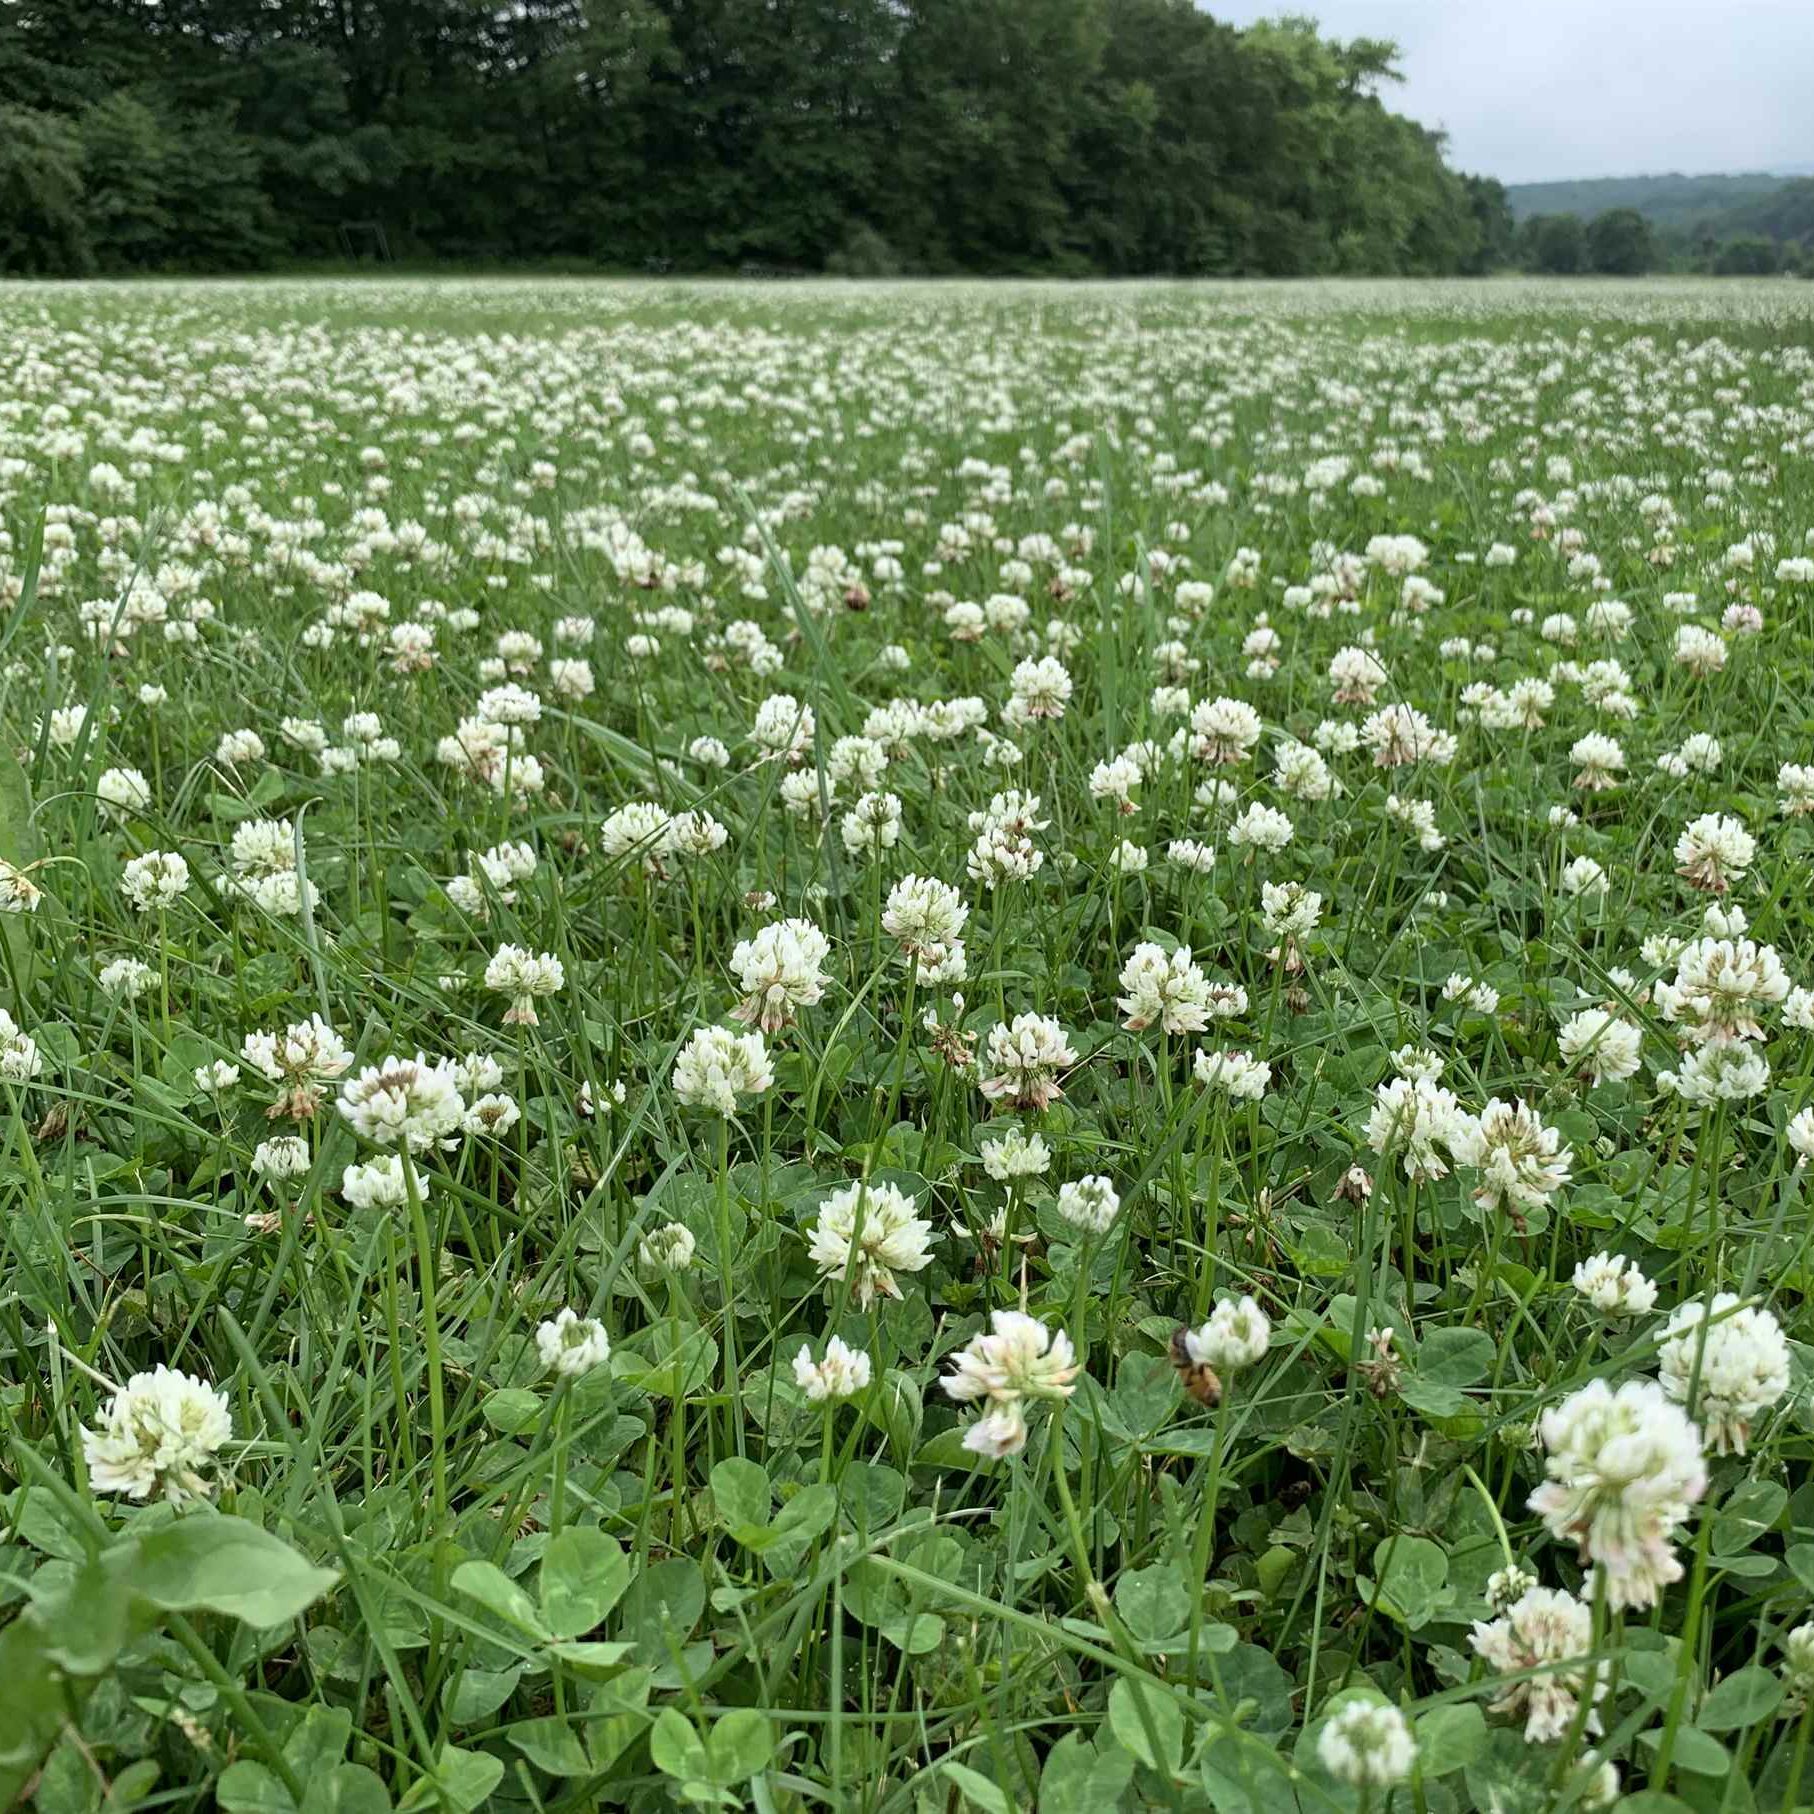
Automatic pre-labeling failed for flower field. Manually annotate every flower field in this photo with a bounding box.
[6,275,1814,1811]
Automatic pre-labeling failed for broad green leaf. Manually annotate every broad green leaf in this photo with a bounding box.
[706,1708,773,1783]
[127,1517,338,1628]
[943,1760,1012,1813]
[1108,1676,1185,1775]
[710,1457,772,1532]
[540,1526,630,1638]
[1040,1733,1135,1814]
[1416,1702,1487,1776]
[1698,1665,1783,1731]
[450,1560,546,1638]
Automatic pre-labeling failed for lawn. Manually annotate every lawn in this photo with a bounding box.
[5,275,1814,1813]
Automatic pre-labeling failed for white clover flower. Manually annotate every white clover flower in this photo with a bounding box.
[1365,1076,1473,1182]
[1470,1586,1607,1743]
[1117,942,1213,1036]
[1777,763,1814,817]
[1784,1622,1814,1695]
[980,1014,1077,1112]
[1485,1564,1537,1610]
[1451,1098,1572,1218]
[751,692,815,759]
[883,874,969,960]
[1674,624,1727,676]
[1788,1106,1814,1166]
[807,1180,936,1308]
[337,1054,465,1151]
[1572,1252,1657,1319]
[669,810,728,857]
[943,1310,1080,1457]
[120,850,190,912]
[1657,1294,1789,1456]
[1193,1048,1270,1100]
[193,1058,239,1094]
[96,766,152,817]
[242,1015,352,1117]
[731,919,830,1032]
[841,790,903,855]
[1654,937,1790,1046]
[1052,1177,1118,1236]
[1660,1044,1770,1103]
[1530,1378,1706,1611]
[1561,856,1608,897]
[536,1308,611,1378]
[1570,732,1626,790]
[0,857,41,914]
[0,1009,43,1083]
[216,728,266,766]
[99,958,154,999]
[341,1153,412,1210]
[980,1124,1051,1181]
[1260,880,1322,940]
[252,1135,310,1180]
[671,1025,774,1115]
[1317,1700,1415,1789]
[483,945,564,1025]
[600,801,675,870]
[83,1365,233,1505]
[1181,1296,1271,1374]
[462,1092,521,1138]
[1189,696,1263,764]
[793,1336,872,1403]
[1557,1009,1643,1085]
[1329,645,1389,704]
[1006,655,1073,721]
[1674,812,1755,894]
[638,1222,697,1274]
[1227,802,1294,853]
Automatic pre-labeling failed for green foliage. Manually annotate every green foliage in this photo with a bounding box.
[1519,211,1588,274]
[0,0,1501,275]
[1586,207,1658,276]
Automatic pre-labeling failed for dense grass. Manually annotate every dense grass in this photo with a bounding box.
[4,276,1814,1813]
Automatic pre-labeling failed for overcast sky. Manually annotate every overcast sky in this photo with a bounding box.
[1207,1,1814,185]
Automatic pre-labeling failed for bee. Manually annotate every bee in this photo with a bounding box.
[1168,1326,1222,1408]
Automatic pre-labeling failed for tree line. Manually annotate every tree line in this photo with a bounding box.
[0,0,1522,278]
[1514,202,1813,278]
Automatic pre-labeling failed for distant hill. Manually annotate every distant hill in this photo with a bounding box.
[1708,178,1814,247]
[1505,172,1793,230]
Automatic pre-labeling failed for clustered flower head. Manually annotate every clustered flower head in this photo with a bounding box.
[671,1024,774,1115]
[1571,1252,1657,1319]
[730,919,830,1031]
[1450,1097,1572,1219]
[83,1364,233,1505]
[1529,1378,1707,1611]
[942,1309,1081,1457]
[243,1014,352,1119]
[1055,1174,1120,1234]
[1365,1075,1473,1181]
[1179,1295,1272,1375]
[807,1180,936,1308]
[1470,1584,1607,1743]
[979,1013,1077,1111]
[1657,1293,1789,1456]
[1317,1699,1416,1789]
[536,1308,611,1378]
[337,1053,465,1151]
[483,943,564,1025]
[1116,940,1214,1035]
[794,1335,872,1402]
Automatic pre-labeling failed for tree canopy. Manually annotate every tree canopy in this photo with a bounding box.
[0,0,1510,276]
